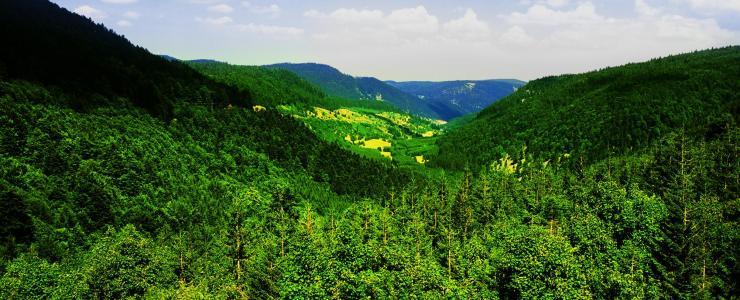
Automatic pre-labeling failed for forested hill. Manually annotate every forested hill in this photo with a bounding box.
[267,63,440,118]
[187,61,443,166]
[386,79,526,119]
[0,0,249,120]
[435,47,740,169]
[187,61,327,107]
[1,3,424,296]
[266,63,360,99]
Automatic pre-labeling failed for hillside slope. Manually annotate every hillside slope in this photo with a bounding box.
[187,61,327,106]
[266,63,439,118]
[266,63,359,99]
[435,47,740,169]
[0,0,248,119]
[188,61,442,166]
[386,79,526,119]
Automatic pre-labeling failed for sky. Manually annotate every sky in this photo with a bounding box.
[52,0,740,81]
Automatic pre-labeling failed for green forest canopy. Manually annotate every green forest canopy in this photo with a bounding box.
[435,46,740,170]
[0,0,738,298]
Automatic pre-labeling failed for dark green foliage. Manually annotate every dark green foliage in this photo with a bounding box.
[84,225,178,298]
[643,130,739,298]
[188,61,326,106]
[267,63,362,100]
[0,80,737,298]
[435,47,740,169]
[0,0,250,119]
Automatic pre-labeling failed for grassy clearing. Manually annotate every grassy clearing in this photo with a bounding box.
[276,104,443,165]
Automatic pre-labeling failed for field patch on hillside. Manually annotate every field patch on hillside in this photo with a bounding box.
[278,104,442,164]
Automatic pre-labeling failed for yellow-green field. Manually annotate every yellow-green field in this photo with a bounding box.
[277,104,442,165]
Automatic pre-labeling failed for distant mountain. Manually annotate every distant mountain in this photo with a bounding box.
[159,54,179,62]
[266,63,359,98]
[386,79,526,119]
[354,77,438,117]
[266,63,439,118]
[188,59,221,64]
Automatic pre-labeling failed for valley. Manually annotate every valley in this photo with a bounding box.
[0,0,738,299]
[188,60,448,168]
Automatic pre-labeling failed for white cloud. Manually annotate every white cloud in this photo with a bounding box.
[303,10,322,18]
[635,0,660,16]
[194,12,301,38]
[305,8,384,24]
[504,1,734,45]
[545,0,569,7]
[500,26,534,45]
[73,5,107,21]
[102,0,138,4]
[242,2,281,17]
[238,23,303,36]
[123,11,140,19]
[386,6,439,35]
[297,3,737,80]
[208,4,234,14]
[195,16,233,25]
[442,9,490,40]
[305,6,441,36]
[506,2,606,25]
[678,0,740,12]
[496,1,737,77]
[116,20,133,27]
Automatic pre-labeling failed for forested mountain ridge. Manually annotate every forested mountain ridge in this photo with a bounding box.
[187,61,327,107]
[267,63,441,118]
[0,0,249,120]
[435,46,740,169]
[386,79,526,119]
[1,3,418,295]
[266,63,360,100]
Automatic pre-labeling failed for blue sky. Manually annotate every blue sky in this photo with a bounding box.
[53,0,740,80]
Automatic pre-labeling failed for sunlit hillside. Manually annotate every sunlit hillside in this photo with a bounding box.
[278,104,442,166]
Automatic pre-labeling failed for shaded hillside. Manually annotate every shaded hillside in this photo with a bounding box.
[188,61,326,106]
[266,63,359,99]
[435,47,740,169]
[267,63,439,118]
[354,77,440,117]
[0,0,414,197]
[0,0,248,119]
[387,79,526,119]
